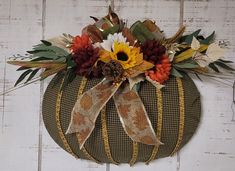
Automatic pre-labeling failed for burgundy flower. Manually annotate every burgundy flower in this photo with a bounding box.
[141,40,166,64]
[72,44,102,78]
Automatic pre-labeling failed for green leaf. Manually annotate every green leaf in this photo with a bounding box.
[30,57,52,61]
[54,56,66,62]
[200,31,215,45]
[209,63,220,73]
[67,70,76,83]
[66,54,76,68]
[14,69,33,87]
[52,72,65,88]
[33,45,69,56]
[32,51,58,59]
[41,40,52,46]
[61,69,76,90]
[214,61,235,71]
[196,35,205,41]
[27,50,44,54]
[130,21,155,43]
[180,29,201,44]
[16,66,31,71]
[102,25,120,39]
[219,59,234,63]
[26,68,40,83]
[174,63,199,69]
[170,67,183,78]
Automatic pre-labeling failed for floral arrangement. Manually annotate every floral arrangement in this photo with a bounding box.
[6,7,235,150]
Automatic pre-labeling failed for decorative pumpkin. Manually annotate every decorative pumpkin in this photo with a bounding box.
[42,73,200,165]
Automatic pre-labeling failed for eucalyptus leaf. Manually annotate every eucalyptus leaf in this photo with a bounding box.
[174,63,199,69]
[170,67,183,78]
[33,46,69,56]
[32,51,58,59]
[14,69,33,87]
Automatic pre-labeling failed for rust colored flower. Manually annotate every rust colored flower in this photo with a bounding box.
[70,34,103,77]
[145,55,171,84]
[71,34,90,53]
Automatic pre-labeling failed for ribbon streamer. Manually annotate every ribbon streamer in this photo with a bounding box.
[66,79,162,149]
[113,83,162,146]
[66,79,122,148]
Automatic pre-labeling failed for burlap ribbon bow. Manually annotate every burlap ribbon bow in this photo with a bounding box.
[66,79,162,149]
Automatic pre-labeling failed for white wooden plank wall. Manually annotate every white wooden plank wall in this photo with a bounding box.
[0,0,234,170]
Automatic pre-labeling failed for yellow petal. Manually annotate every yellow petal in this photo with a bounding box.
[99,49,112,63]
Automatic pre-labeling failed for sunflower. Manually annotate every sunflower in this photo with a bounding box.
[100,41,143,69]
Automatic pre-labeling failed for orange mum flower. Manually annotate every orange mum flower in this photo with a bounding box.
[71,34,90,53]
[145,55,171,84]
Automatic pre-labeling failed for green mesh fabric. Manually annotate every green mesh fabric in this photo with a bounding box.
[42,74,201,164]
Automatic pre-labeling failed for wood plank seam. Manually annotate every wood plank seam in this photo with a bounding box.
[38,0,47,171]
[1,0,11,135]
[1,57,6,134]
[180,0,184,27]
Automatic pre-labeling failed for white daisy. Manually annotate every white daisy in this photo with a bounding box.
[100,33,129,51]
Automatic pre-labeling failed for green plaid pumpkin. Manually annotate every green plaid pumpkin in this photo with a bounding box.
[42,73,200,165]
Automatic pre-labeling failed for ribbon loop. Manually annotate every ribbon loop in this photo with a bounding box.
[66,79,162,149]
[66,79,121,149]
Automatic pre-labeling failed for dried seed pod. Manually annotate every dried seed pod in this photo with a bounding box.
[102,60,124,83]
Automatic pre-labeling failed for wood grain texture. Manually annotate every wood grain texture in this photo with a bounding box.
[0,0,235,170]
[179,0,235,171]
[0,0,42,171]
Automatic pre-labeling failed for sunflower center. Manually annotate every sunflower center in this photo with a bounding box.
[117,52,128,61]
